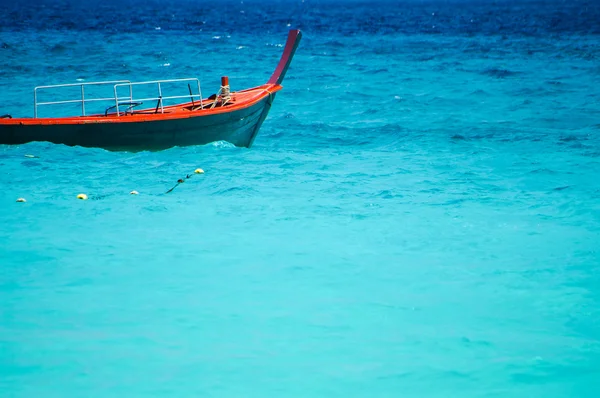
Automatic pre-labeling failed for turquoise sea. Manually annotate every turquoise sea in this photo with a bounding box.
[1,0,600,396]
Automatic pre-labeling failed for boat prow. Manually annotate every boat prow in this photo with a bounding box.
[0,29,302,151]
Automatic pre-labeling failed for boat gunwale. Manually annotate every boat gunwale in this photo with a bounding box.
[0,84,283,126]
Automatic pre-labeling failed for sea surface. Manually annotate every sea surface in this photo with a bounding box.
[1,0,600,396]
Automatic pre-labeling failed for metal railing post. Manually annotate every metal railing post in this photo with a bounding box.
[114,85,120,116]
[34,88,38,118]
[157,82,164,113]
[81,85,86,116]
[196,80,203,108]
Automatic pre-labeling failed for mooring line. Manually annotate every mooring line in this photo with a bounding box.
[165,174,192,194]
[15,162,205,203]
[165,168,205,194]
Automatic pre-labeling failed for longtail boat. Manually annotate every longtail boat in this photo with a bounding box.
[0,29,302,151]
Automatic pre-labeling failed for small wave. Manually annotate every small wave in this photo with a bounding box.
[529,168,557,175]
[49,43,69,54]
[213,186,259,196]
[323,39,346,48]
[451,134,467,140]
[370,68,389,74]
[470,89,489,96]
[559,135,580,142]
[481,67,521,78]
[208,140,236,149]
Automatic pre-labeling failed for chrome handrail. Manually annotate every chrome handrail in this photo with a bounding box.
[34,80,131,118]
[33,78,204,118]
[113,78,203,116]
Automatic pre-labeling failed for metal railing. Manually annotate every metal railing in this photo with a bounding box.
[113,78,203,116]
[33,78,204,118]
[34,80,131,118]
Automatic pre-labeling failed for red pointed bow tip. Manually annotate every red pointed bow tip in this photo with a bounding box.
[267,29,303,86]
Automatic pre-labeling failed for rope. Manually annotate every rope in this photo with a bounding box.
[165,168,205,194]
[209,84,232,109]
[221,84,231,104]
[165,173,193,194]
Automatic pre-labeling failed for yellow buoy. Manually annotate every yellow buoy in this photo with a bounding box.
[130,190,139,195]
[77,193,88,200]
[195,168,204,174]
[16,198,26,203]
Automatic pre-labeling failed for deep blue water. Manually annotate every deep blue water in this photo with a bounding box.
[1,0,600,396]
